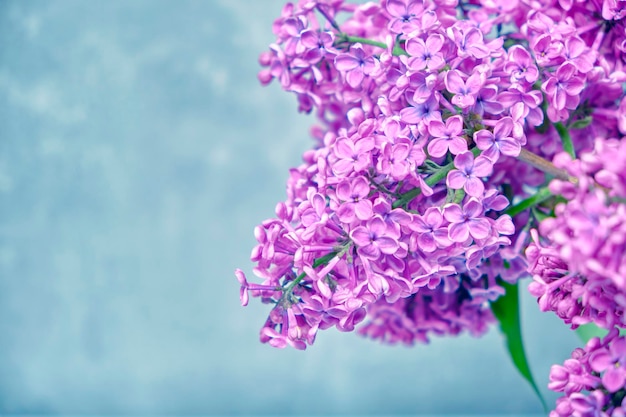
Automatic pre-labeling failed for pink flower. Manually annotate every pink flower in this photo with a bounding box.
[377,138,423,181]
[563,36,595,74]
[408,207,451,252]
[405,34,446,72]
[446,151,493,197]
[335,176,374,224]
[334,43,381,88]
[331,134,375,176]
[235,269,249,306]
[386,0,425,34]
[589,337,626,392]
[445,70,484,109]
[350,216,400,260]
[473,85,504,116]
[399,94,442,126]
[298,29,335,64]
[474,117,521,162]
[530,34,562,67]
[504,45,539,84]
[426,115,468,158]
[542,63,585,120]
[443,200,491,242]
[447,26,491,59]
[498,86,543,126]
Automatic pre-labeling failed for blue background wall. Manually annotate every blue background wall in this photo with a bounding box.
[0,1,580,415]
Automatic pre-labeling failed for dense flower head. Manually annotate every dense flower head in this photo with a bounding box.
[549,329,626,417]
[241,0,626,359]
[358,271,502,345]
[240,109,517,348]
[238,2,626,417]
[527,137,626,330]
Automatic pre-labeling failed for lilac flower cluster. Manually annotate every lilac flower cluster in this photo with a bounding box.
[241,0,551,349]
[239,0,626,413]
[240,4,626,413]
[241,0,626,351]
[528,137,626,330]
[549,329,626,417]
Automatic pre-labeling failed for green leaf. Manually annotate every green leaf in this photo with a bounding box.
[570,116,592,130]
[531,207,552,222]
[576,323,609,343]
[491,281,547,412]
[554,122,576,159]
[576,323,626,343]
[504,186,553,217]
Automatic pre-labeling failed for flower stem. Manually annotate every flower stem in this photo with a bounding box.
[316,5,409,56]
[554,122,576,159]
[393,148,481,209]
[284,251,338,295]
[517,148,576,182]
[392,146,575,212]
[315,4,341,32]
[504,186,553,217]
[340,35,409,56]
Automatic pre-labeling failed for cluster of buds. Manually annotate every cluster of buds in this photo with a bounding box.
[549,329,626,417]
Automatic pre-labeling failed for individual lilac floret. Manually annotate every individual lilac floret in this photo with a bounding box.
[405,34,446,72]
[446,151,493,197]
[335,176,374,223]
[350,216,400,260]
[385,0,425,35]
[335,43,381,88]
[474,117,522,162]
[443,199,492,242]
[331,133,375,177]
[408,207,450,252]
[427,115,468,158]
[590,335,626,393]
[445,70,484,109]
[504,45,539,84]
[447,26,491,59]
[542,63,585,122]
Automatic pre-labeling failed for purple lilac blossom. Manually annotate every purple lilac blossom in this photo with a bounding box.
[243,0,626,361]
[527,138,626,331]
[549,330,626,417]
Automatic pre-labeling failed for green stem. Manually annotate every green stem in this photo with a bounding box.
[281,240,354,300]
[283,251,338,295]
[554,122,576,159]
[504,186,553,217]
[517,148,576,182]
[392,148,481,209]
[453,189,466,204]
[315,4,341,32]
[339,34,409,56]
[391,143,574,213]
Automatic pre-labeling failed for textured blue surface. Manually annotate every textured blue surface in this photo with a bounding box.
[0,0,580,414]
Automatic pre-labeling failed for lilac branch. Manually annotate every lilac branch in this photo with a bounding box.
[517,148,577,182]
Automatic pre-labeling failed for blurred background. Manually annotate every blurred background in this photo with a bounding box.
[0,0,581,415]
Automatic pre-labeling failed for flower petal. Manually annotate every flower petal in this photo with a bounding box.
[464,176,485,197]
[447,169,467,190]
[472,155,494,177]
[469,218,491,239]
[449,222,470,242]
[334,54,359,71]
[445,70,465,95]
